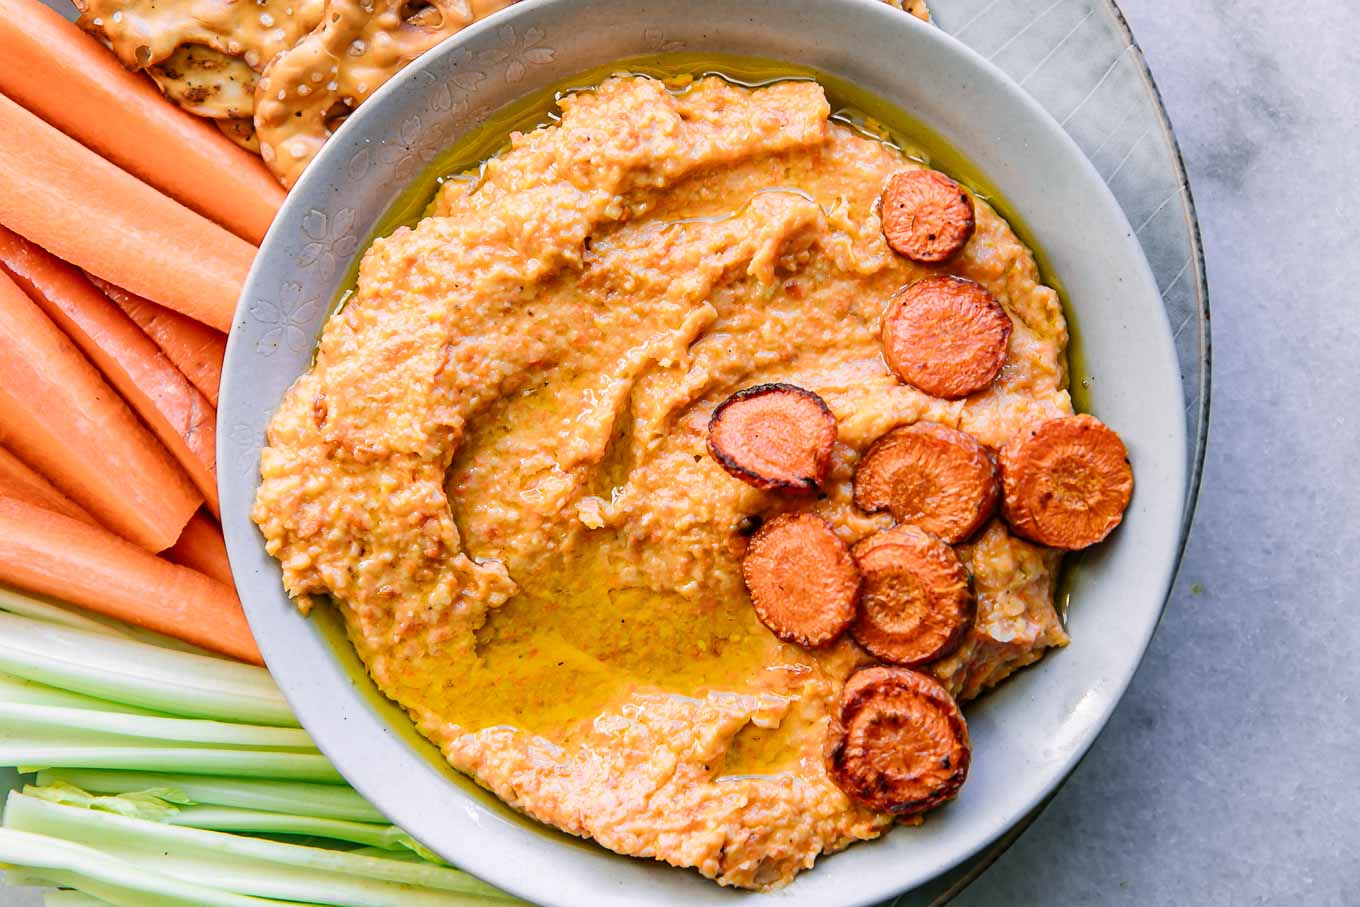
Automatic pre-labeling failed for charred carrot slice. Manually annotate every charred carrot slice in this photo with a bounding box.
[998,414,1133,550]
[708,383,837,494]
[826,664,970,816]
[881,276,1012,400]
[881,169,976,263]
[742,512,861,648]
[850,526,974,666]
[853,422,999,543]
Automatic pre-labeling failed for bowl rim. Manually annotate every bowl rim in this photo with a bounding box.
[220,1,1190,904]
[923,2,1211,898]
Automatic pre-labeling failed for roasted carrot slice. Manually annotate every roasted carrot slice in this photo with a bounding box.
[881,276,1012,400]
[853,422,999,543]
[998,414,1134,550]
[742,513,861,648]
[827,665,970,816]
[708,383,837,494]
[881,169,976,263]
[850,526,974,666]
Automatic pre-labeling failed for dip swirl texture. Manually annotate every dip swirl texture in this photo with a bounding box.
[254,74,1072,888]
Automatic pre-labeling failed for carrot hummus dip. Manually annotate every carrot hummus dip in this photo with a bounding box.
[254,73,1132,888]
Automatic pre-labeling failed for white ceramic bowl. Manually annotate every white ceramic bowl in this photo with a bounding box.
[219,1,1188,903]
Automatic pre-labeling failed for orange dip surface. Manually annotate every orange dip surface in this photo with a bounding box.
[253,73,1071,888]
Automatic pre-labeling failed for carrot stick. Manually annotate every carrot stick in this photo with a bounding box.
[0,93,255,332]
[0,446,95,526]
[0,496,262,664]
[0,270,199,552]
[0,0,283,244]
[165,510,234,586]
[89,276,225,407]
[0,226,220,518]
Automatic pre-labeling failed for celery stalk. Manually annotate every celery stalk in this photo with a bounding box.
[0,613,296,726]
[0,703,317,750]
[0,828,296,905]
[0,675,164,716]
[4,794,516,905]
[24,782,436,862]
[161,806,430,854]
[34,771,385,824]
[2,745,343,782]
[0,587,132,640]
[0,584,234,660]
[44,892,117,907]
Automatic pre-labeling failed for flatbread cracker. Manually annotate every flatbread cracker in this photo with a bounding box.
[79,0,929,186]
[253,0,513,187]
[147,44,257,119]
[75,0,322,121]
[216,116,261,154]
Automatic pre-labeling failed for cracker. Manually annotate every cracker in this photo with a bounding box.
[146,44,258,119]
[216,116,262,154]
[75,0,322,119]
[253,0,514,188]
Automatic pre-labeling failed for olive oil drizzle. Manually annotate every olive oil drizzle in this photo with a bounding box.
[323,54,1086,710]
[336,54,1071,340]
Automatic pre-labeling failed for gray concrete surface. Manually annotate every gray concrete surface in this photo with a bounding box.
[950,1,1359,903]
[3,0,1356,904]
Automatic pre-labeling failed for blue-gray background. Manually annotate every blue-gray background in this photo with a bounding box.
[951,1,1358,902]
[4,0,1356,904]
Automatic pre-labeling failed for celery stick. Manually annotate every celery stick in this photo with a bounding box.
[4,794,515,905]
[346,846,427,862]
[0,584,233,660]
[0,613,296,726]
[0,674,164,716]
[0,828,295,905]
[25,783,431,860]
[0,586,132,639]
[0,703,317,750]
[162,806,424,853]
[1,745,343,782]
[35,771,384,824]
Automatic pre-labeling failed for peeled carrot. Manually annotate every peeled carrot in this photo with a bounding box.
[828,665,970,816]
[0,270,199,552]
[853,422,999,544]
[0,446,94,526]
[166,511,234,586]
[850,526,974,666]
[0,496,261,664]
[0,93,254,332]
[882,276,1012,400]
[0,0,283,244]
[0,227,220,518]
[708,384,838,494]
[742,513,860,649]
[90,276,226,407]
[881,168,976,264]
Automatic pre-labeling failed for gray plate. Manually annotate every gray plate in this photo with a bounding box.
[218,1,1194,905]
[1,2,1207,907]
[892,4,1208,902]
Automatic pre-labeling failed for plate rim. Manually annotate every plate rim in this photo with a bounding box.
[219,1,1192,904]
[913,3,1210,902]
